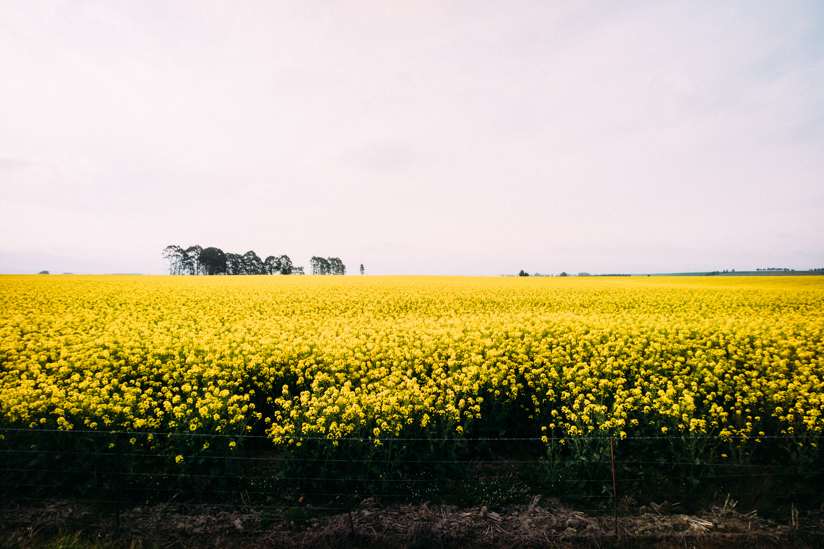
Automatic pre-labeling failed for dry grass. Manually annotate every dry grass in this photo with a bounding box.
[2,497,822,548]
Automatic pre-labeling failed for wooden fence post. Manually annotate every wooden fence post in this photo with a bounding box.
[610,436,618,540]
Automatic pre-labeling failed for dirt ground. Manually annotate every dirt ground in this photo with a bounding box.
[2,497,823,548]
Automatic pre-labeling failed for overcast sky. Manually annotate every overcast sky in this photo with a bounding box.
[2,1,823,275]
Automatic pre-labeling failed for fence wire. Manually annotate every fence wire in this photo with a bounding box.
[1,427,821,528]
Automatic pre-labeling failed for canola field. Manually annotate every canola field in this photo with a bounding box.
[1,275,823,447]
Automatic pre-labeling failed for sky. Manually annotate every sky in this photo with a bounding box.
[1,1,823,276]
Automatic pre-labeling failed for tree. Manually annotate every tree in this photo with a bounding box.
[200,247,227,275]
[360,264,365,275]
[242,250,264,275]
[184,245,203,275]
[163,245,186,275]
[311,256,330,275]
[518,270,529,277]
[263,255,282,275]
[278,255,293,275]
[226,253,244,275]
[328,257,345,275]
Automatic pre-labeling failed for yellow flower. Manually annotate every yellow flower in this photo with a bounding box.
[0,274,821,456]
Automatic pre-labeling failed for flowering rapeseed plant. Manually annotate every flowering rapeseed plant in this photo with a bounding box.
[0,275,821,448]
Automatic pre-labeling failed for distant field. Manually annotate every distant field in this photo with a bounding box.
[645,270,824,276]
[1,275,822,446]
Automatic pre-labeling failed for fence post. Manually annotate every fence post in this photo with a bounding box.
[115,431,121,530]
[610,436,618,540]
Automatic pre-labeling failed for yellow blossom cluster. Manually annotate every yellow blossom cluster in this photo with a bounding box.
[0,275,821,446]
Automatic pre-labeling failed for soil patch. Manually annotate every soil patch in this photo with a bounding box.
[2,497,822,548]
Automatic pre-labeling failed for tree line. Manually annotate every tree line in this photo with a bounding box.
[163,245,304,275]
[310,256,346,275]
[162,246,351,276]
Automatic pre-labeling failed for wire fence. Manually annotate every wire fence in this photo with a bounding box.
[2,428,821,528]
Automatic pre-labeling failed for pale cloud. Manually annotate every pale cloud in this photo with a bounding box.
[1,1,822,275]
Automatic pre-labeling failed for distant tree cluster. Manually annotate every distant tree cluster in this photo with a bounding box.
[163,245,303,275]
[310,256,346,275]
[756,268,794,272]
[515,270,573,277]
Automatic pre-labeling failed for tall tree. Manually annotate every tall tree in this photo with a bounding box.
[184,245,203,275]
[226,253,244,275]
[200,247,227,275]
[328,257,345,275]
[278,255,293,275]
[263,255,281,275]
[163,245,186,275]
[311,256,330,275]
[242,250,264,275]
[360,264,364,275]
